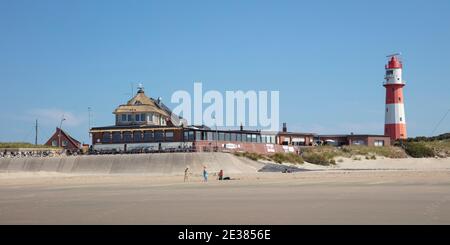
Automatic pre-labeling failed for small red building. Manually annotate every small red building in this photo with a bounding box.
[45,127,82,152]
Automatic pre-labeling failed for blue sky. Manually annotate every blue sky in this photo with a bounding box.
[1,0,449,144]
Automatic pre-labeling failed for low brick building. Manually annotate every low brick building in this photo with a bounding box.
[316,134,391,147]
[276,123,315,146]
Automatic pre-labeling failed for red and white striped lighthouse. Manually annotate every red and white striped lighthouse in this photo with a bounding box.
[384,54,407,141]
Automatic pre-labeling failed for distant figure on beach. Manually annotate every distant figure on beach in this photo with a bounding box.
[218,169,224,180]
[203,166,208,182]
[184,167,190,182]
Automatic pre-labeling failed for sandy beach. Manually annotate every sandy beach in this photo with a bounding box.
[1,157,450,224]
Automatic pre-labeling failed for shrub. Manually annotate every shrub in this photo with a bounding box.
[342,145,407,158]
[234,152,265,161]
[404,142,435,158]
[303,152,332,165]
[269,153,304,164]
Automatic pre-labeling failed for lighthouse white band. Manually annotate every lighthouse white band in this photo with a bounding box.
[385,68,404,85]
[385,103,406,124]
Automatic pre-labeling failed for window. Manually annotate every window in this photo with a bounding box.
[165,131,174,141]
[196,131,202,141]
[219,133,225,141]
[247,134,253,142]
[352,140,365,145]
[121,114,127,121]
[123,132,132,142]
[374,140,384,147]
[204,132,210,141]
[386,108,388,112]
[184,131,195,141]
[112,132,121,143]
[230,133,236,141]
[400,117,402,122]
[102,133,111,143]
[398,97,401,102]
[261,135,267,143]
[141,114,146,122]
[225,133,231,141]
[135,114,140,121]
[52,140,57,147]
[127,114,132,121]
[236,133,242,142]
[62,140,68,147]
[154,131,164,141]
[133,131,142,142]
[144,131,153,141]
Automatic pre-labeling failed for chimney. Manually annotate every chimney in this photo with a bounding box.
[282,123,287,132]
[240,123,243,131]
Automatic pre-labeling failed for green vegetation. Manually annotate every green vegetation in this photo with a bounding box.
[405,133,450,142]
[403,142,435,158]
[233,152,266,161]
[302,152,336,165]
[234,152,303,164]
[341,145,407,158]
[269,153,304,164]
[423,140,450,157]
[399,133,450,158]
[0,142,55,149]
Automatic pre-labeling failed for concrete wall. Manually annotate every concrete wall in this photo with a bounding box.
[0,152,263,176]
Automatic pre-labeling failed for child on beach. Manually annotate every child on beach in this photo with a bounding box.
[184,167,190,182]
[203,166,208,182]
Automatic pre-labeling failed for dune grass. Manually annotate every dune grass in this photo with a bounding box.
[0,142,55,149]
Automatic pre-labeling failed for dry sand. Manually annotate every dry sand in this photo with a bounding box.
[0,157,450,224]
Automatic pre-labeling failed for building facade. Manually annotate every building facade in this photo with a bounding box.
[90,88,315,154]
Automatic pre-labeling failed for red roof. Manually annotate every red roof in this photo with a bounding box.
[387,56,402,69]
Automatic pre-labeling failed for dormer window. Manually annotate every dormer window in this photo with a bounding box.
[134,100,142,105]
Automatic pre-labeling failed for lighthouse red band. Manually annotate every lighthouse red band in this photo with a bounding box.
[384,55,407,141]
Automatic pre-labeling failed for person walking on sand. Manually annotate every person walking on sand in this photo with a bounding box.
[184,167,190,182]
[203,166,208,182]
